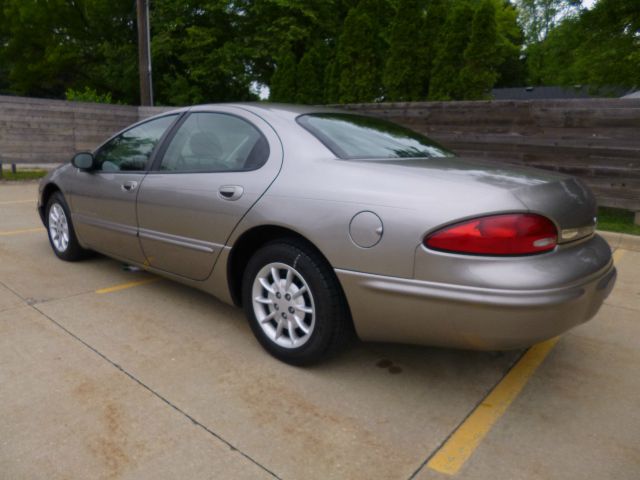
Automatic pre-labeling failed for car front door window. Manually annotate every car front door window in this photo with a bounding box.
[94,115,178,172]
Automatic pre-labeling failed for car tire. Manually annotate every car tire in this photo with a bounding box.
[242,238,353,365]
[45,192,90,261]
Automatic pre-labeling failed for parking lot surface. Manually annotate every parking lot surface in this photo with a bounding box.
[1,182,639,479]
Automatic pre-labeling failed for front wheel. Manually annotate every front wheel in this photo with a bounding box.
[45,192,90,261]
[242,239,353,365]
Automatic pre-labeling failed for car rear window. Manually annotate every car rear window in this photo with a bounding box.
[297,113,454,160]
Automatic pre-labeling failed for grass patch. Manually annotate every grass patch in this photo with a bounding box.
[0,169,48,181]
[598,206,640,236]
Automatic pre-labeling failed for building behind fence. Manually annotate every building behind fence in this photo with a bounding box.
[1,94,639,216]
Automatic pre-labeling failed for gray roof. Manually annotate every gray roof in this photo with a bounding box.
[491,86,595,100]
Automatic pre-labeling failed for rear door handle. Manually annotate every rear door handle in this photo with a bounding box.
[218,185,244,201]
[121,181,138,192]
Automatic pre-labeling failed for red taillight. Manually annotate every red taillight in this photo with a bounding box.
[424,213,557,255]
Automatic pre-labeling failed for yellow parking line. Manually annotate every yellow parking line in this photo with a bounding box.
[0,227,44,237]
[0,199,34,205]
[427,246,626,475]
[427,337,559,475]
[95,277,160,294]
[96,238,626,475]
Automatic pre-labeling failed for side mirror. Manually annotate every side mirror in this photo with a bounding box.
[71,152,95,171]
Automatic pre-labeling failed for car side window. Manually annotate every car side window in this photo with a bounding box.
[158,112,269,172]
[94,115,178,172]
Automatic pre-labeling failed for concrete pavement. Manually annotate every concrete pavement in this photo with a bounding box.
[1,182,638,479]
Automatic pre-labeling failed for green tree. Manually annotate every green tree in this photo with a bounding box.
[323,57,341,103]
[152,0,255,105]
[239,0,351,97]
[382,0,425,101]
[459,0,499,99]
[65,86,114,104]
[428,2,474,100]
[525,16,582,85]
[493,0,526,87]
[269,47,298,102]
[419,0,449,97]
[296,46,327,104]
[9,0,636,107]
[334,0,392,103]
[526,0,639,91]
[0,0,9,93]
[515,0,582,44]
[0,0,138,103]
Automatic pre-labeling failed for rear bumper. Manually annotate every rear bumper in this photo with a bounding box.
[336,251,616,350]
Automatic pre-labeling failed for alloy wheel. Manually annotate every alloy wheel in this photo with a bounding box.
[251,262,316,349]
[48,203,69,252]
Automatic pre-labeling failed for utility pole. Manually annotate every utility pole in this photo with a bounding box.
[136,0,153,106]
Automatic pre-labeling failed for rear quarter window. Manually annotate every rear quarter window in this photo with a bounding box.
[296,113,454,160]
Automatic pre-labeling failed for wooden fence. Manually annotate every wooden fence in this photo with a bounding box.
[1,95,639,213]
[0,95,140,165]
[0,95,175,168]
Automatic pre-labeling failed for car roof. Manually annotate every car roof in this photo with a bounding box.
[195,102,343,120]
[150,103,353,125]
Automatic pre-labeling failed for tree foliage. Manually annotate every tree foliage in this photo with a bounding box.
[459,0,499,99]
[65,86,114,104]
[334,1,388,103]
[515,0,582,44]
[296,45,327,104]
[428,2,474,100]
[269,47,298,102]
[0,0,636,105]
[493,0,526,87]
[525,0,640,90]
[0,0,138,102]
[382,0,426,101]
[419,0,449,96]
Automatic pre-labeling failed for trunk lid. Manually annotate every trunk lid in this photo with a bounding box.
[357,156,598,240]
[512,176,597,241]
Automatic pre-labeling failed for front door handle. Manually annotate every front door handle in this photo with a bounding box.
[121,180,138,192]
[218,185,244,201]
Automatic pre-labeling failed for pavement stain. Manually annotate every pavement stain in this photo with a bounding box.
[90,403,134,480]
[239,374,395,476]
[71,377,147,479]
[375,358,403,374]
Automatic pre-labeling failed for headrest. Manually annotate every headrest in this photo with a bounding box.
[189,131,222,157]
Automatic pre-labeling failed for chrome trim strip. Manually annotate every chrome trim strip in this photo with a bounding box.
[560,224,596,242]
[138,228,222,254]
[73,214,138,236]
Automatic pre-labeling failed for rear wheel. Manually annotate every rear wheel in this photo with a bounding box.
[46,192,90,261]
[242,239,352,365]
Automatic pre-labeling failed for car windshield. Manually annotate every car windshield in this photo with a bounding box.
[297,113,454,160]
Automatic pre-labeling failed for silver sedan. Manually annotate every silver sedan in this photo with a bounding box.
[38,104,617,364]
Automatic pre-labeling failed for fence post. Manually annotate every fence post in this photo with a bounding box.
[0,159,3,179]
[11,163,17,174]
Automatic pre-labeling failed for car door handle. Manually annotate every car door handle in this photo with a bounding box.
[218,185,244,201]
[121,181,138,192]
